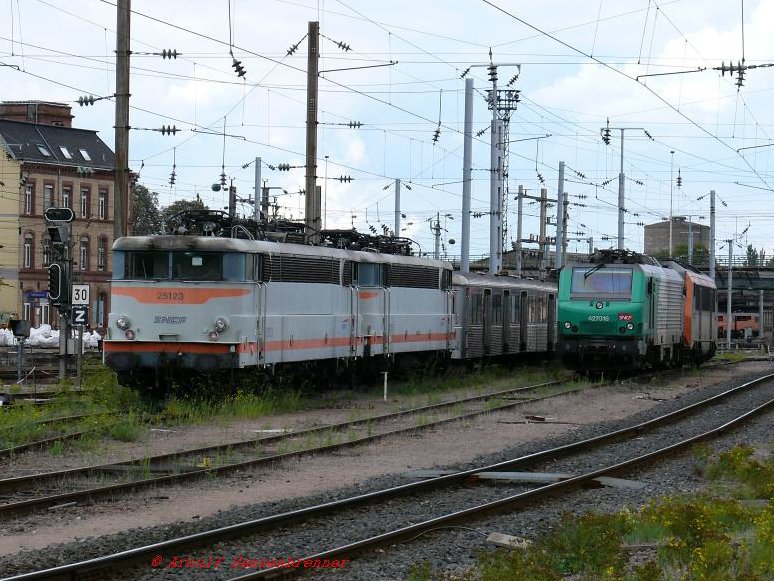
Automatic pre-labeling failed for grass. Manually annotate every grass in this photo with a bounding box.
[421,442,774,581]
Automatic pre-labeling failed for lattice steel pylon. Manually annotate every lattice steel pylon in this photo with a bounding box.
[487,88,520,268]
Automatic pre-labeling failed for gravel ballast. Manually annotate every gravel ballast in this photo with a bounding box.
[0,363,771,580]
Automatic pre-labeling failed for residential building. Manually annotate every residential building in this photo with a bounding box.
[0,101,116,332]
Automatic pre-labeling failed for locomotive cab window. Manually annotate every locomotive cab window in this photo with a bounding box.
[172,252,223,281]
[570,267,632,297]
[121,251,168,279]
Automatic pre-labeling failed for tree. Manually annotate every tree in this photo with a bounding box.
[745,244,759,266]
[161,195,208,228]
[130,184,162,235]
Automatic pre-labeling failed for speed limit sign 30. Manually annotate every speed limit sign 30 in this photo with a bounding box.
[72,284,90,305]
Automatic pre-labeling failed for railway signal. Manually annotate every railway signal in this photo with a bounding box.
[47,263,65,304]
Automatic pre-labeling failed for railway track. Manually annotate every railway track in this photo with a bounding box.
[4,371,773,580]
[0,378,580,518]
[0,361,753,517]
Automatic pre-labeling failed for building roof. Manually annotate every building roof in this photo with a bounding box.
[0,119,114,170]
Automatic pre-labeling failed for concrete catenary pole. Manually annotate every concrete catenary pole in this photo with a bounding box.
[562,198,569,265]
[114,0,131,239]
[304,21,320,244]
[433,212,441,260]
[516,185,523,277]
[727,240,733,349]
[489,119,502,274]
[556,161,564,270]
[688,219,694,264]
[709,190,716,279]
[260,157,268,223]
[394,179,401,238]
[461,78,473,273]
[555,161,565,269]
[618,129,625,250]
[539,188,547,272]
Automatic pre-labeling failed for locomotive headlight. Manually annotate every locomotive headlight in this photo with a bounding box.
[626,322,634,330]
[214,317,229,333]
[208,330,219,341]
[124,329,136,340]
[116,315,131,330]
[564,321,572,329]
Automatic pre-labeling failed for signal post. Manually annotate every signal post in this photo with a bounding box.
[45,207,74,379]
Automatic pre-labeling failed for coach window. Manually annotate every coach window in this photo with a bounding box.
[123,251,168,279]
[172,252,223,281]
[471,294,483,325]
[354,262,383,287]
[492,293,502,324]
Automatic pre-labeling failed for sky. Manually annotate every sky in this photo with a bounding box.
[2,0,773,262]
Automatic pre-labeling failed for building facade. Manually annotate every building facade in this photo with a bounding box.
[644,217,710,257]
[0,101,116,332]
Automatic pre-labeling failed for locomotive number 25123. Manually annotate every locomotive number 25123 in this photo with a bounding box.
[156,291,185,301]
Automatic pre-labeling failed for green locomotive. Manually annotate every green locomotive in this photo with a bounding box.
[556,250,686,369]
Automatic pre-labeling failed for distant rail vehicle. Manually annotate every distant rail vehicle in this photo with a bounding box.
[556,250,717,370]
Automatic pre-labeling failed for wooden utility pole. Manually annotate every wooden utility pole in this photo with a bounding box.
[115,0,131,239]
[305,21,320,244]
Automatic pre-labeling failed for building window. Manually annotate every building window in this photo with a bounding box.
[36,144,51,157]
[80,187,90,218]
[62,186,72,208]
[42,303,51,326]
[43,183,54,209]
[59,146,72,159]
[98,189,107,219]
[23,302,31,321]
[42,238,52,267]
[79,148,91,161]
[24,184,33,214]
[97,237,107,271]
[80,237,89,271]
[23,235,33,268]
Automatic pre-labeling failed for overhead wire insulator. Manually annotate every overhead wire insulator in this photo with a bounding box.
[487,64,497,82]
[287,42,300,56]
[348,121,362,129]
[78,95,96,107]
[432,127,440,143]
[460,67,471,79]
[220,172,227,187]
[161,49,180,59]
[507,74,519,86]
[676,169,683,188]
[160,125,179,136]
[336,40,351,52]
[536,172,545,185]
[232,58,246,78]
[644,130,653,140]
[277,163,291,171]
[338,175,352,183]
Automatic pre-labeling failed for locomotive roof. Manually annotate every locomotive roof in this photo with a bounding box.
[452,272,557,291]
[113,235,452,269]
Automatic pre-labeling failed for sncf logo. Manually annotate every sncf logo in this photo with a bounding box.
[154,316,187,324]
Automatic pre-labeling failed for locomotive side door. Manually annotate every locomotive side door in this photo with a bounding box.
[519,291,529,351]
[483,288,492,354]
[547,293,556,351]
[502,290,511,353]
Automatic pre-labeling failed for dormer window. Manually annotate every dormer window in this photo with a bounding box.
[59,146,72,159]
[36,144,51,157]
[79,148,92,161]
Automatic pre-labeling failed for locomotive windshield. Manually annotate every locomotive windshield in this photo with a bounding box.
[570,267,632,296]
[116,250,247,281]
